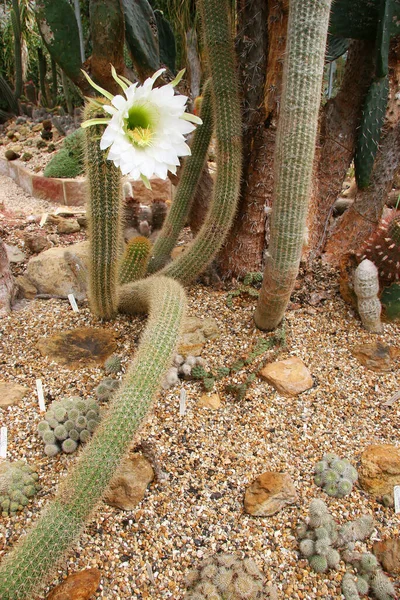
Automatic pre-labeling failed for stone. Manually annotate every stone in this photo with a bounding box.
[4,149,20,161]
[0,239,16,316]
[178,317,220,357]
[5,244,26,263]
[244,472,298,516]
[0,381,29,408]
[37,327,117,370]
[198,393,221,410]
[259,356,313,397]
[16,275,37,299]
[25,241,89,298]
[23,232,51,254]
[352,342,400,372]
[358,444,400,496]
[373,537,400,575]
[57,218,81,234]
[46,568,101,600]
[105,453,154,510]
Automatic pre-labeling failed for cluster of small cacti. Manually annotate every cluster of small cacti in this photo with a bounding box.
[44,128,84,178]
[161,354,206,389]
[104,354,123,375]
[95,378,120,401]
[342,552,397,600]
[314,453,358,497]
[357,211,400,287]
[0,460,41,516]
[184,553,268,599]
[37,396,101,456]
[226,272,263,308]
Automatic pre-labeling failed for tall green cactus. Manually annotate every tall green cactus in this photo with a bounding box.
[84,101,124,320]
[159,0,242,285]
[119,236,152,284]
[0,277,186,599]
[148,78,213,273]
[11,0,22,100]
[254,0,332,330]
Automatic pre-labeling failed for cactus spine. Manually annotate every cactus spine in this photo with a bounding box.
[254,0,332,330]
[84,101,124,319]
[147,79,213,273]
[159,0,242,285]
[353,259,383,332]
[0,277,186,599]
[119,236,152,284]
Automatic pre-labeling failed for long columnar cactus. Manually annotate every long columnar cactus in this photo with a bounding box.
[254,0,332,330]
[84,101,124,319]
[159,0,242,285]
[119,236,152,284]
[0,276,186,599]
[11,0,22,100]
[147,78,214,273]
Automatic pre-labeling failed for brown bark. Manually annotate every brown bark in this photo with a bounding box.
[187,165,213,236]
[324,40,400,264]
[0,238,15,316]
[305,41,375,261]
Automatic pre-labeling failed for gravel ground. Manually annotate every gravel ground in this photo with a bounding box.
[0,180,399,599]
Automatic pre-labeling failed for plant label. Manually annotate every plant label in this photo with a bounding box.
[36,379,46,412]
[394,486,400,514]
[179,387,187,416]
[39,213,48,227]
[68,294,79,312]
[0,427,7,458]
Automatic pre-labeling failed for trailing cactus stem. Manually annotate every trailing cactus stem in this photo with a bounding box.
[119,236,152,284]
[160,0,242,284]
[254,0,332,330]
[147,79,213,273]
[84,101,124,319]
[0,276,186,599]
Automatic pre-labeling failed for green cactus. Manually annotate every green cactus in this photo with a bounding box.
[37,47,49,107]
[158,0,242,285]
[11,0,22,100]
[370,569,397,600]
[354,76,389,189]
[122,0,160,81]
[119,236,152,284]
[376,0,392,78]
[155,10,176,73]
[0,461,41,517]
[254,0,332,330]
[381,282,400,321]
[329,0,400,40]
[309,555,328,573]
[314,453,358,498]
[147,79,213,273]
[325,35,350,62]
[44,129,85,178]
[0,76,19,114]
[342,573,361,600]
[104,354,122,375]
[95,377,120,402]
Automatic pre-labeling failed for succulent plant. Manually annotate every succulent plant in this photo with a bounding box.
[370,569,397,600]
[162,354,207,389]
[342,572,361,600]
[0,460,41,516]
[37,396,101,456]
[314,453,358,498]
[337,515,374,546]
[353,259,382,333]
[104,354,123,375]
[95,378,120,402]
[357,211,400,287]
[184,553,268,599]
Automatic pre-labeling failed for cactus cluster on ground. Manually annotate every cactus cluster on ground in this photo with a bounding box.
[314,453,358,498]
[0,460,41,516]
[95,377,120,402]
[342,553,397,600]
[104,354,123,375]
[37,396,101,456]
[43,128,84,178]
[226,272,263,308]
[184,552,269,599]
[162,354,206,389]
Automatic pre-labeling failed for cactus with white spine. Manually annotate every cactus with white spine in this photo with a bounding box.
[314,453,358,498]
[354,259,383,333]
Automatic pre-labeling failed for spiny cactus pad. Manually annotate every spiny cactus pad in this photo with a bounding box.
[357,212,400,287]
[0,460,41,516]
[314,453,358,497]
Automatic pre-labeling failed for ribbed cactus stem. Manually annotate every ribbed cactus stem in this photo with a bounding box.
[0,276,186,599]
[147,79,213,273]
[119,236,152,284]
[11,0,22,99]
[254,0,332,330]
[159,0,242,285]
[354,259,382,333]
[84,100,124,319]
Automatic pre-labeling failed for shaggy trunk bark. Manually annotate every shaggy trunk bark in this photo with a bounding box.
[324,40,400,264]
[305,41,375,261]
[0,239,15,317]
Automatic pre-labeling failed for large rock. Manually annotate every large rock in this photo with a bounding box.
[358,444,400,496]
[352,342,400,372]
[244,472,298,516]
[46,569,101,600]
[25,241,89,298]
[0,381,29,408]
[178,316,219,356]
[259,356,313,397]
[373,537,400,575]
[198,393,221,410]
[105,453,154,510]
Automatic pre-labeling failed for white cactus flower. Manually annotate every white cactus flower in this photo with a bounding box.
[81,67,202,188]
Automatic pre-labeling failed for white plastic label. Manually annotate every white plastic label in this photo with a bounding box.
[68,294,79,312]
[394,486,400,514]
[0,427,7,458]
[39,213,48,227]
[179,388,187,416]
[36,379,46,412]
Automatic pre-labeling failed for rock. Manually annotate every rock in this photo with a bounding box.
[105,453,154,510]
[0,239,16,316]
[77,215,87,228]
[16,275,37,299]
[24,232,51,254]
[352,342,400,371]
[333,197,354,215]
[373,537,400,575]
[259,356,313,397]
[178,317,220,356]
[57,218,81,234]
[198,393,221,410]
[37,327,117,370]
[358,444,400,497]
[5,244,26,263]
[46,569,101,600]
[4,149,20,161]
[0,381,29,408]
[25,241,89,298]
[244,472,298,516]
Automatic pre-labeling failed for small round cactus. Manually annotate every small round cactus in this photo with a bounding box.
[37,396,101,456]
[95,377,120,401]
[0,460,41,516]
[184,553,267,599]
[162,354,207,389]
[104,354,122,374]
[314,453,358,498]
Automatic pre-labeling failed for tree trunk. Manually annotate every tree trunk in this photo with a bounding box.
[323,39,400,264]
[0,239,15,317]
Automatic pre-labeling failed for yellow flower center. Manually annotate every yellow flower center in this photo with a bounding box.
[125,104,156,148]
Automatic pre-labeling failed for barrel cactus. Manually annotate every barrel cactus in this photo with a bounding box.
[314,453,358,497]
[0,460,41,516]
